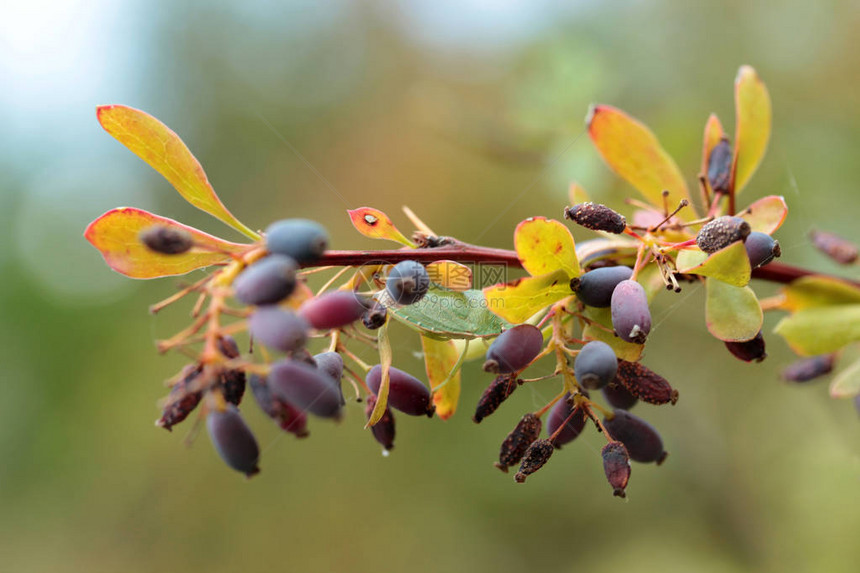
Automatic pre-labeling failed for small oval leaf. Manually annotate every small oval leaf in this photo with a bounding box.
[347,207,414,247]
[387,287,511,340]
[705,278,763,341]
[515,217,580,278]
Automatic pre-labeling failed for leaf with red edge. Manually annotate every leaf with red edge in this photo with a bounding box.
[587,104,692,219]
[347,207,414,247]
[96,105,258,239]
[84,207,248,279]
[701,113,726,177]
[732,66,772,194]
[514,217,580,278]
[421,336,461,420]
[484,270,570,324]
[705,278,762,342]
[738,195,787,234]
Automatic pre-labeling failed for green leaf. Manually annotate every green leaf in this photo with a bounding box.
[705,278,763,341]
[677,242,751,287]
[583,307,644,361]
[780,276,860,312]
[387,286,511,340]
[483,270,571,325]
[732,66,772,194]
[774,305,860,356]
[829,355,860,398]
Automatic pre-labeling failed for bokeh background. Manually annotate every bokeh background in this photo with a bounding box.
[1,1,859,572]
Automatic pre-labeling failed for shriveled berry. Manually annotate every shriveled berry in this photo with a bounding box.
[707,138,733,194]
[809,230,858,264]
[313,351,345,405]
[744,232,781,269]
[366,365,434,417]
[265,219,329,264]
[696,216,751,253]
[385,261,430,306]
[603,410,667,464]
[139,225,193,255]
[615,360,678,405]
[249,374,308,438]
[365,394,396,452]
[610,280,651,344]
[156,364,203,431]
[564,202,627,234]
[546,394,586,448]
[299,291,369,330]
[233,255,298,306]
[725,331,767,363]
[206,405,260,477]
[473,374,518,423]
[514,439,554,483]
[219,368,246,406]
[782,354,836,383]
[248,307,309,353]
[269,359,343,419]
[361,301,387,330]
[572,266,633,308]
[483,324,543,374]
[602,383,638,410]
[217,335,241,359]
[574,341,618,390]
[494,413,542,473]
[602,441,631,498]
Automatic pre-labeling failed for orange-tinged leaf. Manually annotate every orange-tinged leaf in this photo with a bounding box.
[84,207,248,279]
[705,278,762,342]
[732,66,772,194]
[514,217,580,278]
[347,207,414,247]
[587,104,692,219]
[779,276,860,312]
[426,260,472,291]
[96,105,258,240]
[701,113,726,176]
[568,181,591,205]
[676,241,751,287]
[484,270,571,324]
[421,336,461,420]
[738,195,787,234]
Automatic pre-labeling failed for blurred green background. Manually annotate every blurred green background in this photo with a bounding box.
[1,1,858,572]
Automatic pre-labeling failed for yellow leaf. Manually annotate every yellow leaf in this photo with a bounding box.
[587,104,692,220]
[484,270,571,324]
[732,66,772,194]
[421,336,461,420]
[701,113,726,178]
[426,260,472,291]
[366,320,393,427]
[780,276,860,312]
[705,278,762,342]
[96,105,258,240]
[676,242,751,287]
[84,207,248,279]
[738,195,787,234]
[514,217,580,278]
[347,207,414,247]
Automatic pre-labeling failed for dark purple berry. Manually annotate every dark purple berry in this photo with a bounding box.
[564,202,627,234]
[610,280,651,344]
[483,324,543,374]
[365,394,396,452]
[696,216,751,254]
[782,354,836,383]
[809,230,858,265]
[139,225,193,255]
[603,410,667,464]
[495,413,542,473]
[233,255,298,306]
[473,374,518,423]
[574,341,618,390]
[299,291,369,330]
[361,301,387,330]
[546,394,586,448]
[615,360,678,405]
[602,382,638,410]
[366,365,434,417]
[248,307,309,353]
[707,138,733,195]
[313,351,345,405]
[385,261,430,306]
[156,364,203,431]
[602,441,631,498]
[269,359,343,419]
[744,232,781,269]
[215,335,245,405]
[249,374,308,438]
[206,405,260,477]
[571,266,633,308]
[514,439,554,483]
[724,331,767,363]
[265,219,329,264]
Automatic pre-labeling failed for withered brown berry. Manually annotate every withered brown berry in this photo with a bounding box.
[495,413,542,473]
[696,216,751,253]
[514,439,554,483]
[564,202,627,234]
[601,441,631,498]
[473,374,518,423]
[615,360,678,405]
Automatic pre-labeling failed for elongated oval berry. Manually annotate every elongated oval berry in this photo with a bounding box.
[269,359,343,419]
[365,395,396,452]
[782,354,836,383]
[514,439,554,483]
[248,307,309,353]
[483,324,543,374]
[494,413,542,473]
[313,351,345,405]
[603,410,667,464]
[707,138,733,194]
[602,382,638,410]
[615,360,678,405]
[696,216,751,253]
[564,202,627,234]
[744,232,781,269]
[385,260,430,306]
[809,229,858,264]
[206,405,260,477]
[249,374,308,437]
[725,331,767,363]
[546,394,586,448]
[361,300,387,330]
[299,291,369,330]
[233,255,298,306]
[572,266,633,308]
[265,219,329,264]
[156,364,203,431]
[366,365,434,417]
[473,374,518,423]
[601,441,631,498]
[139,225,193,255]
[610,280,651,344]
[575,341,618,390]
